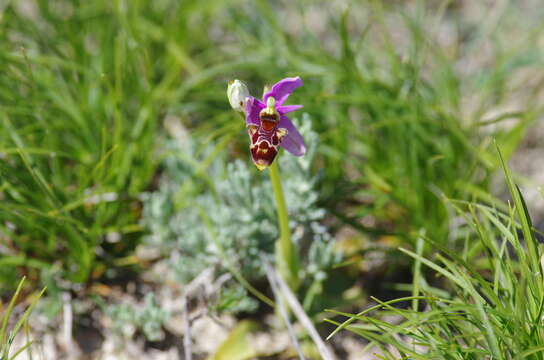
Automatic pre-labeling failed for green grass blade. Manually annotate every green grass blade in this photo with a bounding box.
[0,277,26,350]
[496,141,541,280]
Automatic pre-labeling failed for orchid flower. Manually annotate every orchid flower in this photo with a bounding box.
[228,77,306,171]
[227,77,304,289]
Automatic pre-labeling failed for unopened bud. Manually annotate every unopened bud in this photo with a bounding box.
[227,79,249,113]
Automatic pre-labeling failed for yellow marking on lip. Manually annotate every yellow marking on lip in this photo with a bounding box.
[254,161,268,171]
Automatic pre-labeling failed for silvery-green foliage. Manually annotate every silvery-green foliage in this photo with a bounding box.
[213,282,259,314]
[105,293,170,342]
[141,114,340,312]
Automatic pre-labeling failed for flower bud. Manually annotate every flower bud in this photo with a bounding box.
[227,79,249,113]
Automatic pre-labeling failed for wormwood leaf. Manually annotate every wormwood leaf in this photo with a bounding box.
[141,116,338,313]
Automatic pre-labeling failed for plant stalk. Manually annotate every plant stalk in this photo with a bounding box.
[269,159,299,290]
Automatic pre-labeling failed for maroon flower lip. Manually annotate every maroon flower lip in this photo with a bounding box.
[248,117,283,171]
[250,139,278,171]
[244,77,306,170]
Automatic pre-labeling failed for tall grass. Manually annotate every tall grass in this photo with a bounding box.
[0,0,250,287]
[0,278,45,360]
[0,0,542,311]
[326,147,544,358]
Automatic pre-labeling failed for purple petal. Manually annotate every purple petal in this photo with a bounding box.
[264,77,303,106]
[245,96,264,127]
[278,115,306,156]
[277,104,303,114]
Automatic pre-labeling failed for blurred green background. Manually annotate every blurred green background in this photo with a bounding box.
[1,0,544,358]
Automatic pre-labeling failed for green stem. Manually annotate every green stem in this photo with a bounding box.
[269,159,299,290]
